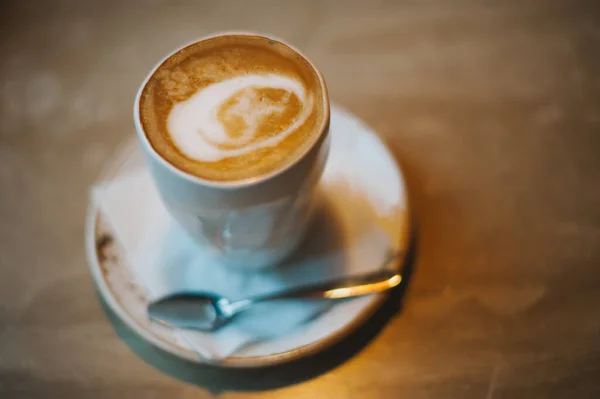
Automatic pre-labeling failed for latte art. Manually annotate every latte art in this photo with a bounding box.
[168,74,313,162]
[139,34,327,182]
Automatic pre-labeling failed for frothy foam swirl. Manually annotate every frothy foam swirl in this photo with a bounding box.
[167,73,313,162]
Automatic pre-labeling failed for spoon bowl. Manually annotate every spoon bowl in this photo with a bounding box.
[148,292,229,331]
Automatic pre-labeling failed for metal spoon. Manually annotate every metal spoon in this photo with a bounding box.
[148,267,402,332]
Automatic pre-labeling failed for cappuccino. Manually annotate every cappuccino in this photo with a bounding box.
[139,34,327,182]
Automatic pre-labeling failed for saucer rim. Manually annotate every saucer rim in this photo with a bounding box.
[85,104,411,368]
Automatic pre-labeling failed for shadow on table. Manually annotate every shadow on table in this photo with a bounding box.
[100,231,418,394]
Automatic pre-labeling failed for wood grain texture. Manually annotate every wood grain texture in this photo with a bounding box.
[1,0,600,398]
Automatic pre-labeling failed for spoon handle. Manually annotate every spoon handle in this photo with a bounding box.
[263,269,401,301]
[227,267,402,314]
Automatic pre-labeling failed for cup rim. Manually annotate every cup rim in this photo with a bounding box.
[133,31,330,190]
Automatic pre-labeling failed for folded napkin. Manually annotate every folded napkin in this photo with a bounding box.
[92,113,397,359]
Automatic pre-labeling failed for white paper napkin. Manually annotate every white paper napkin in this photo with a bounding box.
[91,111,398,359]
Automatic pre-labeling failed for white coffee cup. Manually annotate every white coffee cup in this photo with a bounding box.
[133,32,330,270]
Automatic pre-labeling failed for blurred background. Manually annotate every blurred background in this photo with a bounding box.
[1,0,600,398]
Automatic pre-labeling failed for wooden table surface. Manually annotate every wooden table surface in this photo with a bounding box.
[1,0,600,398]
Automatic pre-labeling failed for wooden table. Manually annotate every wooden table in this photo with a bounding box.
[1,0,600,397]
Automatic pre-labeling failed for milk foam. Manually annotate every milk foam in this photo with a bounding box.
[168,73,313,162]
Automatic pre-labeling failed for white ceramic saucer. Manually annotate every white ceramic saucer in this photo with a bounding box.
[85,104,410,367]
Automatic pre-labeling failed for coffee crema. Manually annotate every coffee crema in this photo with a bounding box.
[139,34,327,182]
